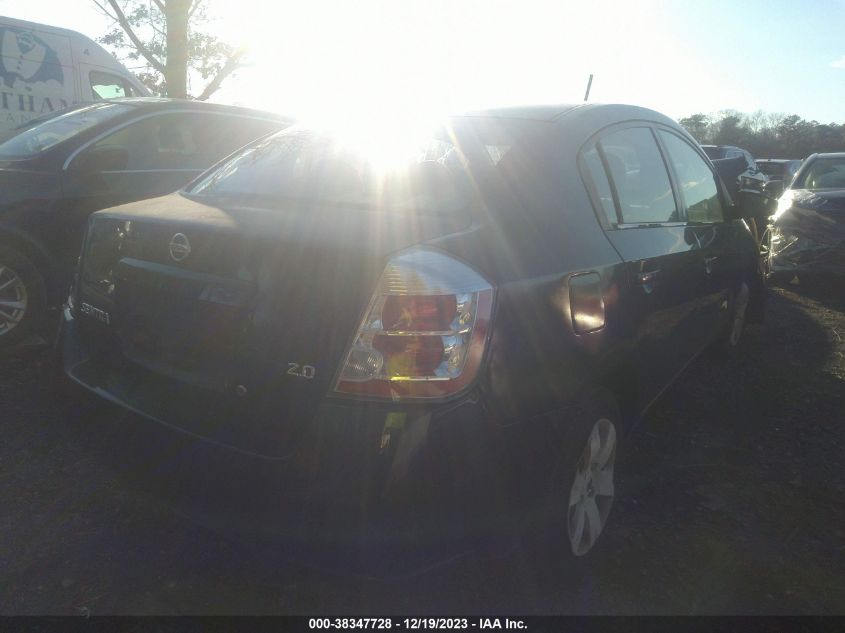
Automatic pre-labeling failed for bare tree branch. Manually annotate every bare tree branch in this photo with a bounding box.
[91,0,119,22]
[100,0,166,73]
[143,0,166,39]
[188,0,203,19]
[195,47,244,101]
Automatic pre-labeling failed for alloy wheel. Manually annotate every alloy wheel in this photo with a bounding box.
[568,417,616,556]
[0,263,28,337]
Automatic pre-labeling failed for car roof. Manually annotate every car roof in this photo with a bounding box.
[454,102,680,127]
[449,103,689,154]
[811,152,845,159]
[102,97,293,122]
[457,104,588,121]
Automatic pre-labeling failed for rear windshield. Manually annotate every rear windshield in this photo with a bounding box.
[0,102,134,159]
[188,128,475,215]
[186,120,549,215]
[795,157,845,190]
[757,162,785,177]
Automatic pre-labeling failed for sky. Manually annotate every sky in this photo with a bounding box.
[3,0,845,126]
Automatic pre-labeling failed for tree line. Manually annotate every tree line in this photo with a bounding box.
[679,111,845,160]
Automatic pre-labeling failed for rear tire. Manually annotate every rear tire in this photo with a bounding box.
[713,281,750,356]
[519,389,621,579]
[0,245,46,349]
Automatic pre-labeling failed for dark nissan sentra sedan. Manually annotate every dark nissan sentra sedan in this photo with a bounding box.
[769,152,845,280]
[58,104,765,573]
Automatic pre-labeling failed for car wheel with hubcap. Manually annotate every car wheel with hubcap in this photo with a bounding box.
[0,245,46,349]
[711,280,750,358]
[568,417,616,556]
[520,388,621,577]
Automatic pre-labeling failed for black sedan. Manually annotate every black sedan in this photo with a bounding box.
[0,98,291,346]
[58,104,764,572]
[769,152,845,280]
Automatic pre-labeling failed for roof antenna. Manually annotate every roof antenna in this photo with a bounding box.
[583,74,594,102]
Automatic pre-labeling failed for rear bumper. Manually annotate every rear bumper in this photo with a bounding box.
[58,309,550,573]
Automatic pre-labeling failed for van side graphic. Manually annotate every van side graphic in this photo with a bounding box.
[0,26,63,88]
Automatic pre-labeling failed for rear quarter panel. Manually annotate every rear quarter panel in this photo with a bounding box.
[431,117,630,429]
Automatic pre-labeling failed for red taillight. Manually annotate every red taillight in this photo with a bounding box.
[335,248,494,400]
[381,295,457,332]
[373,335,445,377]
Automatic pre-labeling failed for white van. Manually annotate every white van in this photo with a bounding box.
[0,16,149,133]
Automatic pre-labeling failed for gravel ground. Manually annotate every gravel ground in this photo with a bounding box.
[1,283,844,615]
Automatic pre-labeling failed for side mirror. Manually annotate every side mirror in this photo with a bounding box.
[73,145,129,173]
[762,179,784,199]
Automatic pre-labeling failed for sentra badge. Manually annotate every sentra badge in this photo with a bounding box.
[79,302,110,325]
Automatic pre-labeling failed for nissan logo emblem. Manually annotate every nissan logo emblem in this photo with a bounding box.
[169,233,191,262]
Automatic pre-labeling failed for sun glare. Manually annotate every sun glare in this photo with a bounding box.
[210,0,701,133]
[307,107,445,171]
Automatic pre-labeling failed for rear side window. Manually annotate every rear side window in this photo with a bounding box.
[582,147,617,226]
[192,116,285,160]
[74,113,280,171]
[659,131,725,224]
[76,113,204,170]
[598,127,677,224]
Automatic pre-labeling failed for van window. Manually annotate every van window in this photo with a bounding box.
[597,127,677,224]
[90,71,137,99]
[659,131,725,224]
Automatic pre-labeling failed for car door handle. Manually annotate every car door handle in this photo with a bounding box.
[636,270,660,285]
[704,256,718,274]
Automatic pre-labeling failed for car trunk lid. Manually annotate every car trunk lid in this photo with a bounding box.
[79,193,472,457]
